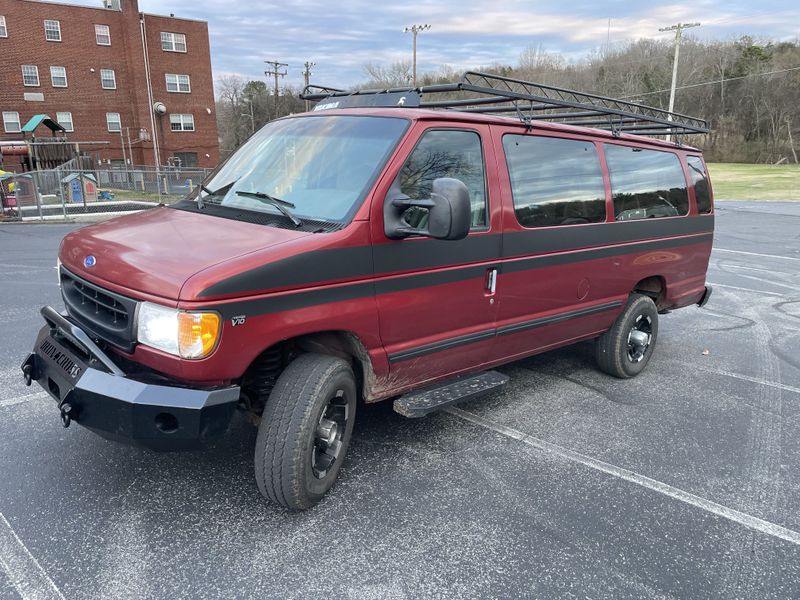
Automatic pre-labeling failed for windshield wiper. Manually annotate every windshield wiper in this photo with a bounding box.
[235,191,303,227]
[196,183,215,209]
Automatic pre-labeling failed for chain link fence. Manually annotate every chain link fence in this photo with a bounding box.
[1,166,213,222]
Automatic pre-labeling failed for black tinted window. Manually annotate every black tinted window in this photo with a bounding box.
[605,145,689,221]
[503,135,606,228]
[686,155,712,213]
[395,129,487,228]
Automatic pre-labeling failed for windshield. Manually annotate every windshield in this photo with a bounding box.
[196,115,409,222]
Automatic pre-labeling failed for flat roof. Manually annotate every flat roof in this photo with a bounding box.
[18,0,208,23]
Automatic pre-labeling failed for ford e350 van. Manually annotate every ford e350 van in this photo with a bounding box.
[22,72,713,509]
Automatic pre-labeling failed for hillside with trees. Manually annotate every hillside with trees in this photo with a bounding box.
[216,36,800,164]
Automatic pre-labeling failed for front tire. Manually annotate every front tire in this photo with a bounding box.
[595,294,659,378]
[254,353,356,510]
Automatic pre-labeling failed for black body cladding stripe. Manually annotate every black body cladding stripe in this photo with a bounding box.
[199,215,713,299]
[387,301,624,363]
[199,215,713,319]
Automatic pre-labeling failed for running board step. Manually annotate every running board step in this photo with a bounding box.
[393,371,509,418]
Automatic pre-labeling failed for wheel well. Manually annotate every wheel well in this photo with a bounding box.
[241,331,374,416]
[633,276,666,309]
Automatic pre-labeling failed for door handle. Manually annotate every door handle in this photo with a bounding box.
[486,268,498,295]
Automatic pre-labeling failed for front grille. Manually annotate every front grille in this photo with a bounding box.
[60,268,138,350]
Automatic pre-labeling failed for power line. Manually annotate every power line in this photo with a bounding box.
[622,65,800,98]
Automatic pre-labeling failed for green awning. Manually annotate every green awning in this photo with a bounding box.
[21,114,67,134]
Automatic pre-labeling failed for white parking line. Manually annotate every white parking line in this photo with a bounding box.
[0,513,66,600]
[707,282,785,297]
[0,392,47,409]
[702,368,800,396]
[446,407,800,546]
[713,248,800,262]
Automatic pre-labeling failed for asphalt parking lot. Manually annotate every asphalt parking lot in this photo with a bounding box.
[1,201,799,599]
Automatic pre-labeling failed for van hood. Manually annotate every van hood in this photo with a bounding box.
[59,206,311,301]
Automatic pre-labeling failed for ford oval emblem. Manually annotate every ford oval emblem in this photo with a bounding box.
[84,255,96,268]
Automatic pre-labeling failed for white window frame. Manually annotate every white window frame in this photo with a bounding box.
[50,66,67,88]
[165,73,191,93]
[0,16,7,38]
[21,65,40,87]
[106,112,121,132]
[56,111,73,132]
[169,113,195,132]
[95,24,110,46]
[161,31,186,53]
[100,69,116,90]
[3,111,21,133]
[44,19,61,42]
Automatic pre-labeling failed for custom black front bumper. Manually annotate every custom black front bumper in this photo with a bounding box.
[21,306,240,451]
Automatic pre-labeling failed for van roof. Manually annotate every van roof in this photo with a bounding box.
[295,107,702,153]
[301,71,707,152]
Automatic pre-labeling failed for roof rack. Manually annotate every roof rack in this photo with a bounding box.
[301,71,709,138]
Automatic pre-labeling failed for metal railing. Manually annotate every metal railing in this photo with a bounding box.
[1,165,213,222]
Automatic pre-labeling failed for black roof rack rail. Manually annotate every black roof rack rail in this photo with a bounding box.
[301,70,709,137]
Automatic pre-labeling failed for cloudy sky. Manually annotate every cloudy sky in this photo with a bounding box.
[77,0,800,88]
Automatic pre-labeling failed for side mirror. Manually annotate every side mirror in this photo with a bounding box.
[384,177,471,241]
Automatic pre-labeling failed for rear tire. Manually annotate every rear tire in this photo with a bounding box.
[595,294,659,379]
[254,353,356,510]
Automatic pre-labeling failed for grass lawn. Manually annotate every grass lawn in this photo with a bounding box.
[707,163,800,201]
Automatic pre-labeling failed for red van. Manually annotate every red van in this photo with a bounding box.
[22,72,713,509]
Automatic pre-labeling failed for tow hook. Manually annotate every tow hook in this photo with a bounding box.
[58,400,73,428]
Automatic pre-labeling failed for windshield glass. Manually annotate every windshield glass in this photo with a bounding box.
[196,115,409,222]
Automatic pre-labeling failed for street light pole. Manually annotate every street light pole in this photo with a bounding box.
[403,24,430,87]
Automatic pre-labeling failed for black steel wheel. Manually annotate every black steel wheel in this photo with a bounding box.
[254,353,356,510]
[595,294,659,379]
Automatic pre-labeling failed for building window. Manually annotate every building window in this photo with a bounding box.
[100,69,116,89]
[44,19,61,42]
[165,73,191,93]
[50,66,67,88]
[95,24,110,45]
[21,65,40,87]
[0,16,7,38]
[106,112,121,132]
[56,111,73,132]
[173,152,198,168]
[3,111,21,133]
[161,31,186,52]
[169,114,195,132]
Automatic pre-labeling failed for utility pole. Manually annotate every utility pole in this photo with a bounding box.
[264,59,288,119]
[659,22,701,115]
[303,61,315,111]
[403,24,430,87]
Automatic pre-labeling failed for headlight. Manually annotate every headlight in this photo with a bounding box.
[137,302,221,359]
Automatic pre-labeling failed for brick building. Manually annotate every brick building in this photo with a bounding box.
[0,0,219,170]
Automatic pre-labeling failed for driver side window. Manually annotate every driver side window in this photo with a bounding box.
[393,129,487,229]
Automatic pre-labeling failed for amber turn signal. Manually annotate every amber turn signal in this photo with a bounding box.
[177,311,221,359]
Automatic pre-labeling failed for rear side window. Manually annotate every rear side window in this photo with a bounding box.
[394,129,487,229]
[686,155,712,214]
[503,135,606,227]
[604,145,689,221]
